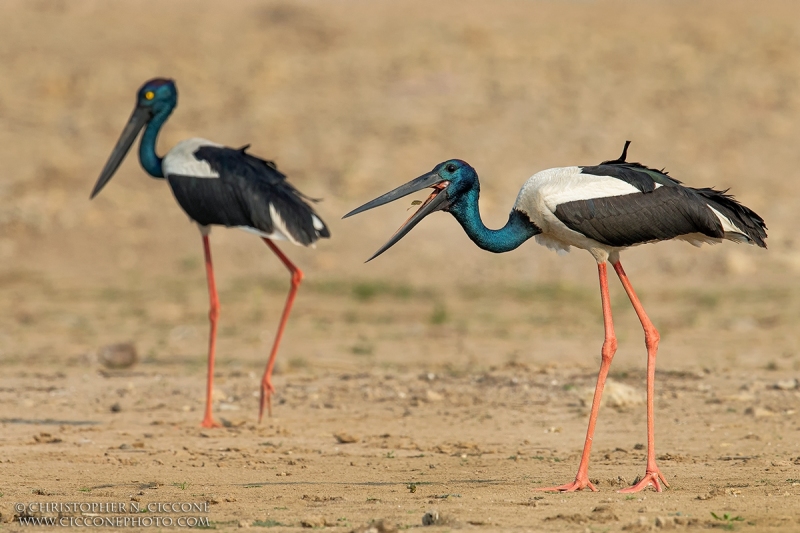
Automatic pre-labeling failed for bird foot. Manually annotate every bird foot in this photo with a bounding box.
[535,475,597,493]
[258,378,276,422]
[200,416,222,429]
[618,469,669,493]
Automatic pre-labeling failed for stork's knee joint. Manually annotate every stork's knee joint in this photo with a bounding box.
[601,337,618,361]
[292,269,304,286]
[644,328,660,350]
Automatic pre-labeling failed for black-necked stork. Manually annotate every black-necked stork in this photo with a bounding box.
[90,78,330,428]
[343,142,766,492]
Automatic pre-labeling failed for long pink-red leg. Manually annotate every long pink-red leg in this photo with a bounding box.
[613,260,669,493]
[259,238,304,421]
[536,262,617,492]
[200,234,222,428]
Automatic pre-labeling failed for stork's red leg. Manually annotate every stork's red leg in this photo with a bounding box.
[612,260,669,493]
[536,262,617,492]
[259,239,304,421]
[200,234,222,429]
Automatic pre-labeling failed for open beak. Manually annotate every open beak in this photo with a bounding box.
[89,106,152,199]
[343,171,450,262]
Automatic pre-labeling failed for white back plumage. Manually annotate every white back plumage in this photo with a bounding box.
[163,138,223,179]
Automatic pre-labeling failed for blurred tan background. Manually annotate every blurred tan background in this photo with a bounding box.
[1,0,798,371]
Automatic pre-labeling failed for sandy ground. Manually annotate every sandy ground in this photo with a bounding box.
[2,0,800,531]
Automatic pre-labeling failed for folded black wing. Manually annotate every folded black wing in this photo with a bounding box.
[166,145,330,246]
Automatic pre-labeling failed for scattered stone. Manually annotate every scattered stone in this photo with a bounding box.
[350,520,397,533]
[744,406,775,418]
[119,443,131,450]
[579,379,643,410]
[773,378,799,390]
[110,403,122,413]
[657,452,687,462]
[300,516,326,528]
[422,511,440,526]
[591,506,619,523]
[301,495,343,502]
[98,342,138,369]
[606,476,628,487]
[718,455,758,461]
[425,390,443,402]
[725,391,756,402]
[740,381,768,395]
[546,506,618,525]
[334,432,358,444]
[622,515,650,531]
[238,520,250,528]
[32,433,62,444]
[654,516,674,529]
[544,513,588,524]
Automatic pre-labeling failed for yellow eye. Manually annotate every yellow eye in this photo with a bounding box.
[144,91,155,100]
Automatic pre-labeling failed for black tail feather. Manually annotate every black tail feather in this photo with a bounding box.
[694,188,767,248]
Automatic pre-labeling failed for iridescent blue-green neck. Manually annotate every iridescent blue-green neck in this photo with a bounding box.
[138,108,171,178]
[447,187,541,253]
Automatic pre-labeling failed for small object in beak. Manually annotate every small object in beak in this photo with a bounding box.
[365,183,450,262]
[341,169,450,261]
[407,199,423,210]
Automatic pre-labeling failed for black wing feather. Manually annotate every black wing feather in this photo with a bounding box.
[166,146,330,246]
[555,187,724,247]
[560,141,767,248]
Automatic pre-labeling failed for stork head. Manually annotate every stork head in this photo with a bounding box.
[89,78,178,199]
[136,78,178,114]
[343,159,478,261]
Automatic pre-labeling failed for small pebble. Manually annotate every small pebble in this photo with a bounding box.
[773,378,799,390]
[334,432,358,444]
[745,406,775,418]
[300,516,326,528]
[654,515,675,529]
[422,511,439,526]
[99,342,138,369]
[426,390,443,402]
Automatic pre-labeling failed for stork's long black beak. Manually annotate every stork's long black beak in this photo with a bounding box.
[343,171,450,262]
[89,106,152,199]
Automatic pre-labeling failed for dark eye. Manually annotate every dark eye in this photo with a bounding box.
[445,164,457,173]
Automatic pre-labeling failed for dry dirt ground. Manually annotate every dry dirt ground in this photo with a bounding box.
[2,1,800,531]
